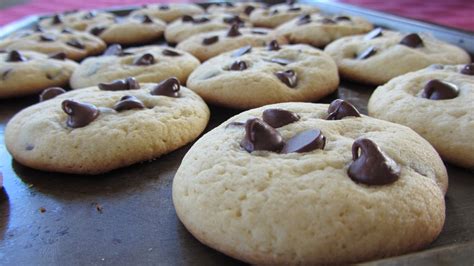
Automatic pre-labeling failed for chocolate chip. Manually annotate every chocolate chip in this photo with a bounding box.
[141,15,153,24]
[271,9,279,15]
[297,14,311,25]
[162,49,181,56]
[39,87,66,102]
[267,40,280,51]
[334,16,351,21]
[356,46,376,60]
[223,15,244,25]
[6,50,27,62]
[240,118,284,153]
[159,4,170,10]
[326,99,361,120]
[40,34,56,42]
[262,108,299,128]
[66,39,85,49]
[1,69,12,80]
[275,70,297,88]
[230,60,247,71]
[461,63,474,75]
[288,7,301,12]
[320,18,336,24]
[49,52,66,60]
[83,11,96,20]
[227,24,242,37]
[226,121,245,128]
[231,45,252,57]
[364,27,383,41]
[251,30,267,35]
[103,44,128,56]
[151,77,180,97]
[281,129,326,153]
[202,35,219,45]
[51,14,62,25]
[193,17,210,24]
[62,100,100,128]
[61,28,73,34]
[90,26,106,36]
[348,138,400,185]
[421,79,459,100]
[98,77,140,91]
[133,53,155,66]
[400,33,423,48]
[182,15,194,22]
[244,5,256,15]
[266,58,293,66]
[113,95,145,112]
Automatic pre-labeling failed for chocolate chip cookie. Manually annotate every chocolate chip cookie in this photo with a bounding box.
[5,77,210,174]
[368,64,474,168]
[173,101,448,265]
[0,29,106,61]
[206,2,264,18]
[324,29,471,85]
[176,25,287,61]
[249,2,320,28]
[0,50,77,98]
[186,41,339,109]
[38,10,116,31]
[276,13,373,48]
[130,3,205,23]
[70,45,200,89]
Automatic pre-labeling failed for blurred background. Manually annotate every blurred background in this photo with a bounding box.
[0,0,473,32]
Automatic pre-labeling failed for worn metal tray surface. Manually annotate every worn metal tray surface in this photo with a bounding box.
[0,1,473,265]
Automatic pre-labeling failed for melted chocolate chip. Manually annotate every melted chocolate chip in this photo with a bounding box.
[251,30,267,35]
[320,18,336,24]
[223,15,244,25]
[103,44,128,56]
[271,9,279,15]
[334,16,351,21]
[230,60,247,71]
[348,138,400,185]
[40,34,56,42]
[326,99,361,120]
[62,100,100,128]
[133,53,155,66]
[461,63,474,75]
[400,33,423,48]
[281,129,326,153]
[39,87,66,102]
[159,4,170,10]
[275,70,297,88]
[266,58,293,66]
[356,46,377,60]
[262,108,299,128]
[98,77,140,91]
[240,118,284,153]
[182,15,194,22]
[226,121,245,128]
[364,27,383,41]
[267,40,280,51]
[202,35,219,45]
[66,39,85,49]
[231,45,252,57]
[244,5,256,15]
[51,14,62,25]
[421,79,459,100]
[297,14,311,25]
[151,77,180,97]
[162,49,181,56]
[6,50,27,62]
[90,26,106,36]
[227,24,242,37]
[49,52,67,60]
[141,15,153,24]
[113,95,145,112]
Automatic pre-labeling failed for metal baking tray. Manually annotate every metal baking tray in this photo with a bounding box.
[0,1,473,265]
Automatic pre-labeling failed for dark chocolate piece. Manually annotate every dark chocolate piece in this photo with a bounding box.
[141,15,153,24]
[90,26,106,36]
[400,33,423,48]
[98,77,140,91]
[226,121,245,128]
[66,39,85,49]
[231,45,252,57]
[270,9,279,15]
[421,79,459,100]
[49,52,67,60]
[267,40,280,51]
[39,87,66,102]
[320,18,336,24]
[240,118,284,153]
[266,58,293,66]
[227,24,242,37]
[229,60,247,71]
[275,70,297,88]
[281,129,326,153]
[6,50,27,62]
[51,14,62,25]
[159,5,170,10]
[182,15,194,22]
[461,63,474,75]
[356,46,376,60]
[151,77,180,97]
[113,95,145,112]
[364,27,383,41]
[62,100,100,128]
[133,53,155,66]
[288,7,302,12]
[348,138,400,185]
[162,49,181,56]
[223,15,244,25]
[251,30,267,35]
[297,14,311,25]
[326,99,361,120]
[202,35,219,45]
[244,5,256,15]
[262,108,299,128]
[39,34,56,42]
[334,16,351,21]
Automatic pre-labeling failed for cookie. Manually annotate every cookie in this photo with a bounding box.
[206,2,264,18]
[38,10,116,31]
[0,50,77,98]
[70,45,200,89]
[130,3,205,23]
[5,77,210,174]
[324,29,471,85]
[86,14,166,45]
[368,64,474,168]
[0,29,106,61]
[175,25,287,61]
[276,13,373,48]
[172,101,448,265]
[186,42,339,109]
[249,3,320,28]
[165,13,249,44]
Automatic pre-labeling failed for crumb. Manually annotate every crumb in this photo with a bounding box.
[39,207,46,213]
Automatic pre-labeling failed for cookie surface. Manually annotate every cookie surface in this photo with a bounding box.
[0,50,77,98]
[249,3,320,28]
[0,29,106,61]
[207,2,264,18]
[176,26,287,62]
[368,64,474,168]
[130,3,204,23]
[5,78,210,174]
[276,13,373,47]
[70,45,200,89]
[173,102,447,265]
[186,43,339,109]
[324,30,471,85]
[38,10,116,31]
